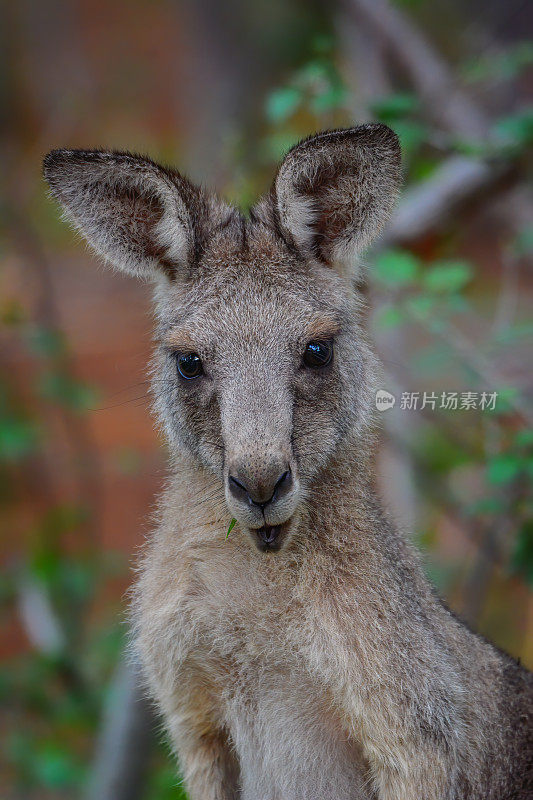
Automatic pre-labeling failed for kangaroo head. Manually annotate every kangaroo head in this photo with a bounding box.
[44,125,401,552]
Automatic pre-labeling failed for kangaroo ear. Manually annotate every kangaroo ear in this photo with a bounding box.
[43,149,233,280]
[272,125,401,277]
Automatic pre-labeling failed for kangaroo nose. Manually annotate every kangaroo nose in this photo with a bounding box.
[228,467,293,509]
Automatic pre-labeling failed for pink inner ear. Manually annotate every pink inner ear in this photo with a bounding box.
[273,126,401,274]
[105,183,181,279]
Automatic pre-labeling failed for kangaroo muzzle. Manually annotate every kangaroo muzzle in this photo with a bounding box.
[225,454,300,531]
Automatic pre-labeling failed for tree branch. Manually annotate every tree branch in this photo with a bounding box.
[386,155,517,245]
[85,657,155,800]
[343,0,489,137]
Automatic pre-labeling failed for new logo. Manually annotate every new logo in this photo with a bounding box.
[375,389,396,411]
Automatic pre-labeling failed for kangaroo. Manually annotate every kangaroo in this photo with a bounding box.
[44,125,532,800]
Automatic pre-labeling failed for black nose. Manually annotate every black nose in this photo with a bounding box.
[228,468,293,509]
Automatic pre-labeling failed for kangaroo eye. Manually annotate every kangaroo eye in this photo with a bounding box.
[176,352,203,379]
[303,340,333,368]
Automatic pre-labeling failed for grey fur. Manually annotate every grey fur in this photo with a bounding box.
[44,125,532,800]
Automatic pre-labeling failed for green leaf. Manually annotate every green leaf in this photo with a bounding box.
[26,327,66,358]
[39,372,98,412]
[260,131,301,162]
[146,763,190,800]
[423,260,473,293]
[463,41,533,83]
[453,137,492,158]
[486,454,521,485]
[33,742,84,789]
[0,418,39,461]
[6,733,84,790]
[415,428,470,474]
[511,225,533,256]
[466,497,505,516]
[493,107,533,149]
[225,518,237,540]
[297,60,331,85]
[311,34,334,56]
[310,84,346,113]
[405,295,435,319]
[391,120,427,156]
[511,520,533,586]
[373,304,406,330]
[514,429,533,449]
[494,386,519,414]
[265,87,302,123]
[370,92,419,120]
[410,157,440,182]
[374,250,421,287]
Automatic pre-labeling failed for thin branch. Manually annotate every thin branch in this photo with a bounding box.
[492,245,520,336]
[17,575,66,655]
[343,0,489,138]
[339,0,523,245]
[336,10,391,119]
[386,155,517,245]
[85,657,155,800]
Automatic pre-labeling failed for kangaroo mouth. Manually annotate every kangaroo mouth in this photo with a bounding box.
[255,524,284,552]
[248,515,297,553]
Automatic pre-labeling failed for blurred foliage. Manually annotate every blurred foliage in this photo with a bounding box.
[369,243,533,589]
[260,28,532,609]
[462,40,533,83]
[1,314,113,795]
[1,2,532,799]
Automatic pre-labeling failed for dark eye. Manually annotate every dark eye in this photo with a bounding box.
[303,340,333,368]
[176,352,203,379]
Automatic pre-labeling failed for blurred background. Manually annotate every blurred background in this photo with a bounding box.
[1,0,532,797]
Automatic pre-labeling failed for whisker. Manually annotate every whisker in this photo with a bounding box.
[90,393,152,411]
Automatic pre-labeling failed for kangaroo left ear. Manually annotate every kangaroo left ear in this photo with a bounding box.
[271,124,401,278]
[43,149,234,281]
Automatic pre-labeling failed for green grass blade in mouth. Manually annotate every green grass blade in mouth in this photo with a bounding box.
[225,518,237,540]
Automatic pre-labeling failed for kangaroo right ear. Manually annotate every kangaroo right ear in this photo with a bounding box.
[271,124,401,278]
[43,149,233,280]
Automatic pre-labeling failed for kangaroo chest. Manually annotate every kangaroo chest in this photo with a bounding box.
[172,550,374,800]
